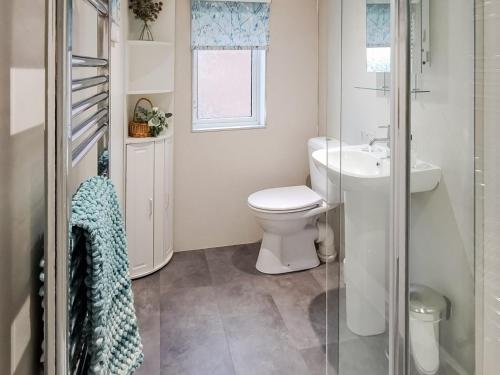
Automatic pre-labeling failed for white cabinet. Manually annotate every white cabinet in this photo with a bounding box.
[125,1,175,279]
[126,136,174,279]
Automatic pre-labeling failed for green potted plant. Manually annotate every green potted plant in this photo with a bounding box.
[134,102,172,137]
[129,0,164,41]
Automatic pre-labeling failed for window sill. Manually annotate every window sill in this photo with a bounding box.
[192,123,266,133]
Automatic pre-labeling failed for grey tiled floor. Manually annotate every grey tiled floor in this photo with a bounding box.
[132,243,390,375]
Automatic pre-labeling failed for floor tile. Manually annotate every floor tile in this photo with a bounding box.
[159,250,212,292]
[213,279,276,318]
[223,304,310,375]
[160,286,219,329]
[253,270,337,350]
[409,351,462,375]
[132,273,161,375]
[160,324,235,375]
[310,261,341,292]
[205,243,264,285]
[133,272,161,318]
[132,245,396,375]
[338,334,388,375]
[160,286,235,374]
[300,345,338,375]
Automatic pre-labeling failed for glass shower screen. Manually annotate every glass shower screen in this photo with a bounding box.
[320,0,393,374]
[320,1,499,375]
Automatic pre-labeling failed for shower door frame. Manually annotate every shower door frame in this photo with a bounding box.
[389,0,411,374]
[330,0,411,373]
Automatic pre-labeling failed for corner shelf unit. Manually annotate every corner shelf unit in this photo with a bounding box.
[127,89,174,95]
[125,0,176,279]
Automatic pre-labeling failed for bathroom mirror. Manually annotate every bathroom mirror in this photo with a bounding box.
[366,0,430,73]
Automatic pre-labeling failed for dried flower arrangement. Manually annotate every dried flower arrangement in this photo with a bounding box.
[129,0,164,41]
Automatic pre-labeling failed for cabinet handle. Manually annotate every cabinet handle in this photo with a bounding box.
[149,198,153,217]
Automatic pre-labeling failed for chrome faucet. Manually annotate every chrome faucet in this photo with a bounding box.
[369,125,390,147]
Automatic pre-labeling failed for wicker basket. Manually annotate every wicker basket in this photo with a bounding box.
[129,98,153,138]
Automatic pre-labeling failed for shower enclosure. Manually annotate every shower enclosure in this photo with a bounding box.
[320,0,499,374]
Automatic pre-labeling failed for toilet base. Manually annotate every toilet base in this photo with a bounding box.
[256,226,320,274]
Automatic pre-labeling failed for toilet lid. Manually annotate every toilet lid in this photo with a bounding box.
[248,186,323,212]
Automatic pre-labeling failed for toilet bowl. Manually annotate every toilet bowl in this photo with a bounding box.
[248,137,343,274]
[248,186,331,274]
[409,284,450,375]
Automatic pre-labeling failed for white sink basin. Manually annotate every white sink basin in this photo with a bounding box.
[312,145,441,193]
[312,144,442,337]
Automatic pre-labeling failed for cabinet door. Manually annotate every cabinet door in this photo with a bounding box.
[153,140,166,266]
[153,138,174,266]
[126,143,155,277]
[164,137,174,257]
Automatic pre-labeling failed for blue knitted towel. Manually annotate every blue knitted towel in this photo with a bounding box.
[71,176,143,374]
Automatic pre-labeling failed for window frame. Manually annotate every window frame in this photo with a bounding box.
[192,49,266,132]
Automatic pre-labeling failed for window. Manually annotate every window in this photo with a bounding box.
[192,49,266,131]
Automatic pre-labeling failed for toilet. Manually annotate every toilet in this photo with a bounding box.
[248,137,342,274]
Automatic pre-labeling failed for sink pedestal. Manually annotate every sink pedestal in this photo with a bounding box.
[344,191,387,336]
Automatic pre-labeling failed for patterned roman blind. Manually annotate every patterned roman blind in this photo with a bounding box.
[366,3,391,48]
[191,0,271,50]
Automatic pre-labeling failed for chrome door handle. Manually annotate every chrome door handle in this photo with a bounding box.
[149,198,153,217]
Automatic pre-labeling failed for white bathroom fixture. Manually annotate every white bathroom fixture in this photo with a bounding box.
[248,137,341,274]
[312,144,441,336]
[409,285,450,375]
[312,145,442,194]
[126,135,174,279]
[124,0,176,279]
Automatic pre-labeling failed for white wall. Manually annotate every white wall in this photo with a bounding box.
[173,0,319,251]
[478,1,500,373]
[339,0,391,144]
[0,0,45,373]
[320,0,475,372]
[110,1,127,207]
[409,2,475,372]
[318,0,341,139]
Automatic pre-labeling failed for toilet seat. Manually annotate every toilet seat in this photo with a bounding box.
[248,186,323,213]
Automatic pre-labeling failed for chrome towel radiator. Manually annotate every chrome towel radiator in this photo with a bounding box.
[46,0,112,373]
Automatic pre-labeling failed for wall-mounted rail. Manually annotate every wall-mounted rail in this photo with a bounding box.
[54,0,111,374]
[72,91,109,117]
[72,75,108,92]
[72,125,108,167]
[72,108,108,142]
[86,0,108,15]
[72,55,108,67]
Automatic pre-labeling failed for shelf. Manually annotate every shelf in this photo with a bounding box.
[354,86,431,94]
[127,3,175,46]
[127,89,174,95]
[127,40,174,47]
[126,133,173,144]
